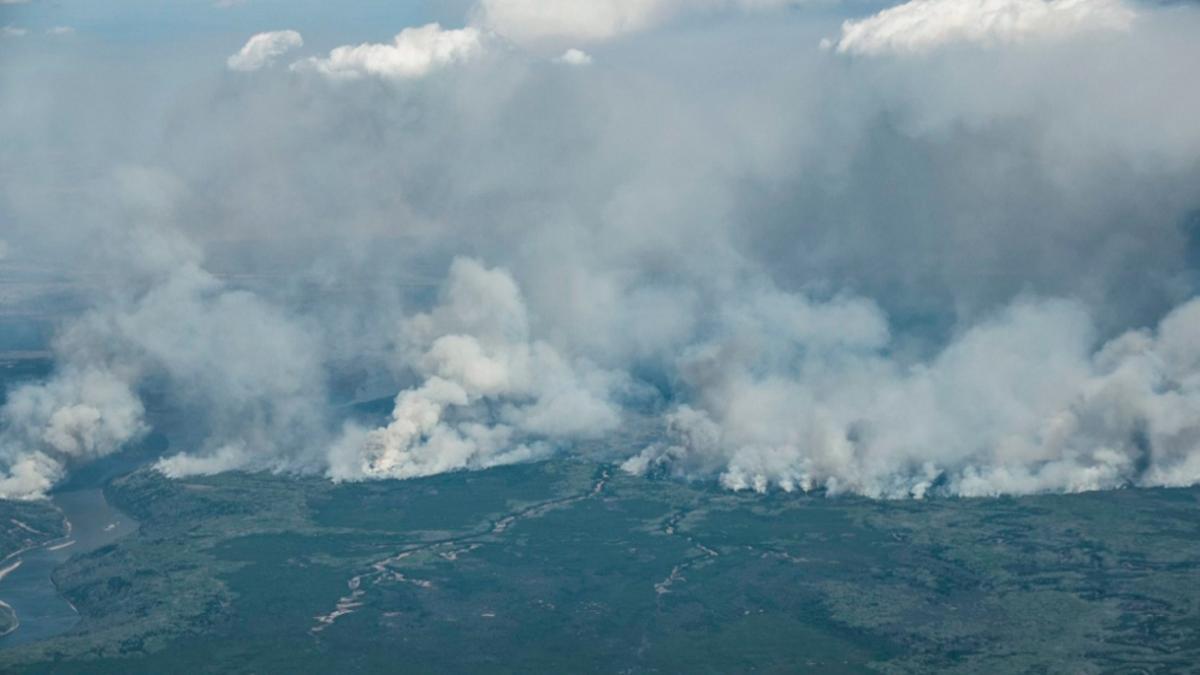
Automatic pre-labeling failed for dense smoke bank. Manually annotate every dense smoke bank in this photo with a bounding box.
[2,0,1200,499]
[326,257,623,481]
[626,295,1200,496]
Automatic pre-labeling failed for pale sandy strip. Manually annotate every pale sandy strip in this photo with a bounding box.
[0,560,21,583]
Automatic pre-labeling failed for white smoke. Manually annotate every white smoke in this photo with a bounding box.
[318,258,1200,497]
[0,262,334,497]
[328,258,622,481]
[0,368,146,499]
[626,293,1200,497]
[0,167,332,496]
[0,242,331,497]
[129,262,331,476]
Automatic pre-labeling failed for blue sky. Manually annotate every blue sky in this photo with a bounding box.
[0,0,441,45]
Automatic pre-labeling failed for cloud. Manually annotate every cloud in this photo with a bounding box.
[1,25,27,38]
[555,48,594,65]
[471,0,795,46]
[46,26,75,36]
[291,23,483,80]
[828,0,1137,55]
[226,30,303,72]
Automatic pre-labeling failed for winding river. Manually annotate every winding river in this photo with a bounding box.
[0,489,138,647]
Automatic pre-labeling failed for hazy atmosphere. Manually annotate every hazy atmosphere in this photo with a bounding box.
[6,0,1200,500]
[7,0,1200,502]
[3,1,1200,671]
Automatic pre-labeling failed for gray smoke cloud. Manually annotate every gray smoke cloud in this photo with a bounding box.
[1,0,1200,498]
[0,168,332,497]
[0,238,332,496]
[625,293,1200,496]
[326,257,622,481]
[0,367,145,497]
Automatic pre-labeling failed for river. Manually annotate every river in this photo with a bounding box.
[0,488,139,647]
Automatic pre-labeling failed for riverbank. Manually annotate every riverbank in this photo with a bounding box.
[0,560,21,582]
[0,489,138,648]
[0,600,16,637]
[0,500,67,563]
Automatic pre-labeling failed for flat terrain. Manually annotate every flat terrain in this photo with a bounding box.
[0,499,68,639]
[0,461,1195,672]
[0,501,66,563]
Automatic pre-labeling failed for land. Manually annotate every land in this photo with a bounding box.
[0,497,68,639]
[0,601,15,637]
[0,460,1192,672]
[0,500,66,563]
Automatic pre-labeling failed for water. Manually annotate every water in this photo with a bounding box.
[0,489,139,647]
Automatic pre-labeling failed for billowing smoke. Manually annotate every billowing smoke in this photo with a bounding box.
[0,228,332,497]
[0,170,332,497]
[0,367,145,498]
[626,292,1200,496]
[2,0,1200,498]
[327,258,622,481]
